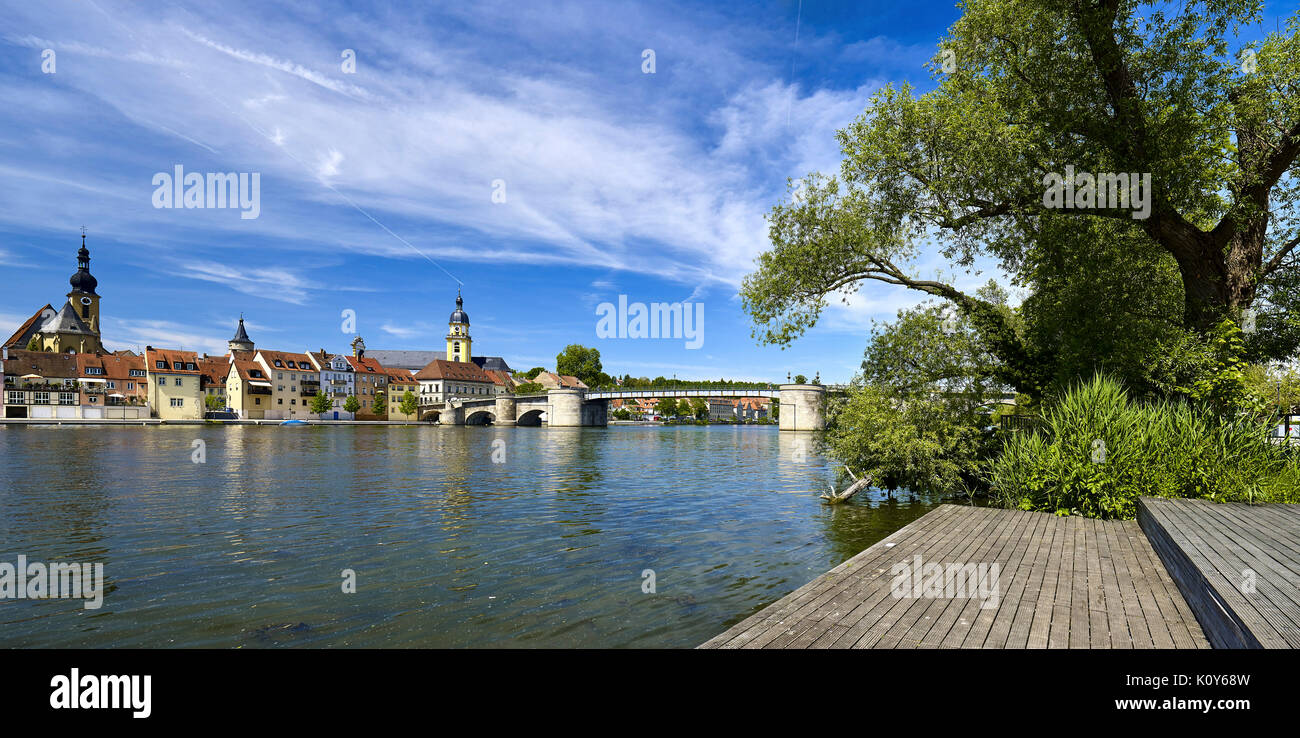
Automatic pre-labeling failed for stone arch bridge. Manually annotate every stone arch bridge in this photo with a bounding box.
[419,384,831,431]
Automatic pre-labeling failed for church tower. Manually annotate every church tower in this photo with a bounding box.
[229,314,255,353]
[445,289,471,363]
[67,231,101,338]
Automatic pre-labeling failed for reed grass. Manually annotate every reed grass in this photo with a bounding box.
[988,374,1300,518]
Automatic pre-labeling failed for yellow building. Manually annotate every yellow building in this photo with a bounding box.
[225,359,273,419]
[144,347,204,419]
[386,371,419,421]
[446,290,472,363]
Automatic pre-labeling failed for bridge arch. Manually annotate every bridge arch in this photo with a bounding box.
[421,410,441,423]
[516,408,545,426]
[464,410,495,425]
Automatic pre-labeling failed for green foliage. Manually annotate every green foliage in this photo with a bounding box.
[513,381,545,395]
[398,391,419,417]
[372,391,387,416]
[343,395,361,414]
[309,391,331,414]
[523,367,545,380]
[690,397,708,419]
[989,375,1300,519]
[654,397,679,417]
[827,380,995,493]
[611,407,633,420]
[1179,318,1268,417]
[556,344,603,387]
[793,374,807,384]
[25,335,40,351]
[204,393,223,411]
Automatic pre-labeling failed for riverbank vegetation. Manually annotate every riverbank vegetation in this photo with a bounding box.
[743,0,1300,518]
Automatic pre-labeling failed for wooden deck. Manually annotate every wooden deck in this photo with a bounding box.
[700,505,1209,649]
[1139,497,1300,648]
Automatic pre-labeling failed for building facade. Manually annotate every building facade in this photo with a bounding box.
[144,347,204,419]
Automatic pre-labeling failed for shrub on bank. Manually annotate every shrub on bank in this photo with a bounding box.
[989,375,1300,519]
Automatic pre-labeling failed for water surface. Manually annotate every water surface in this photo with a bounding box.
[0,424,957,647]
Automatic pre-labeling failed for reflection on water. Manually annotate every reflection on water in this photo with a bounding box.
[0,424,962,647]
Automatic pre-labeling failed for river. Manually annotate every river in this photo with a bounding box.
[0,423,958,647]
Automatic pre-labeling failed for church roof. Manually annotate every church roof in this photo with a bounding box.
[39,302,96,336]
[3,304,55,349]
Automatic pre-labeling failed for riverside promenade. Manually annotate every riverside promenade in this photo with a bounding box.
[702,499,1300,649]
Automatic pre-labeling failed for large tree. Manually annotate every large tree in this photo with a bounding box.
[743,0,1300,392]
[556,344,604,387]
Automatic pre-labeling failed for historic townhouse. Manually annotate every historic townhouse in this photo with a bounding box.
[386,371,419,421]
[225,359,273,419]
[345,337,388,419]
[197,356,230,411]
[2,350,80,419]
[77,352,149,417]
[253,349,316,420]
[306,349,355,419]
[144,347,204,420]
[415,358,496,405]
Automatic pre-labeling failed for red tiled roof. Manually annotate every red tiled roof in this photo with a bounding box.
[414,359,494,383]
[2,349,80,379]
[255,350,315,372]
[77,352,146,381]
[145,347,201,374]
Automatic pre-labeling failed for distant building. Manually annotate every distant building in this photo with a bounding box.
[386,371,419,421]
[4,235,106,354]
[415,359,496,406]
[79,351,149,413]
[531,371,587,390]
[2,350,81,418]
[306,349,355,419]
[225,359,273,419]
[346,336,388,419]
[144,347,204,420]
[253,349,316,420]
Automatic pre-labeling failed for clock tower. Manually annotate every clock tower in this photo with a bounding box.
[445,289,471,363]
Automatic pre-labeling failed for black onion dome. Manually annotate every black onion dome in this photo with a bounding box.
[69,240,98,294]
[449,293,469,324]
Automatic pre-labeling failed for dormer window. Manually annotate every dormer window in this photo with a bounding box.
[185,363,196,371]
[274,360,283,367]
[155,361,165,369]
[173,362,183,370]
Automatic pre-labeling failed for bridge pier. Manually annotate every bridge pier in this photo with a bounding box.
[546,388,584,427]
[494,396,517,426]
[778,384,826,431]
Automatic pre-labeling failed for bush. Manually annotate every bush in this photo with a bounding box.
[989,374,1300,519]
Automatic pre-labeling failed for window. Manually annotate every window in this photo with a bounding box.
[255,398,261,405]
[175,378,183,386]
[155,361,165,369]
[185,363,196,371]
[130,369,145,377]
[33,391,50,405]
[277,398,283,405]
[278,385,284,392]
[173,362,183,370]
[127,382,135,390]
[89,396,97,403]
[158,377,167,386]
[274,361,283,368]
[277,373,283,380]
[86,367,103,375]
[170,398,184,407]
[291,399,296,405]
[107,381,115,389]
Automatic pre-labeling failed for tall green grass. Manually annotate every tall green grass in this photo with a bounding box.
[989,375,1300,519]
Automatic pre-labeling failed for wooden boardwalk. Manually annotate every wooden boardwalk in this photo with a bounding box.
[700,505,1209,649]
[1139,497,1300,648]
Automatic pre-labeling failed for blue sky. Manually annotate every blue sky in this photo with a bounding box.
[0,1,1290,383]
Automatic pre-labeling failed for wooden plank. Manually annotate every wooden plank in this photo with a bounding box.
[957,507,1047,648]
[702,503,962,649]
